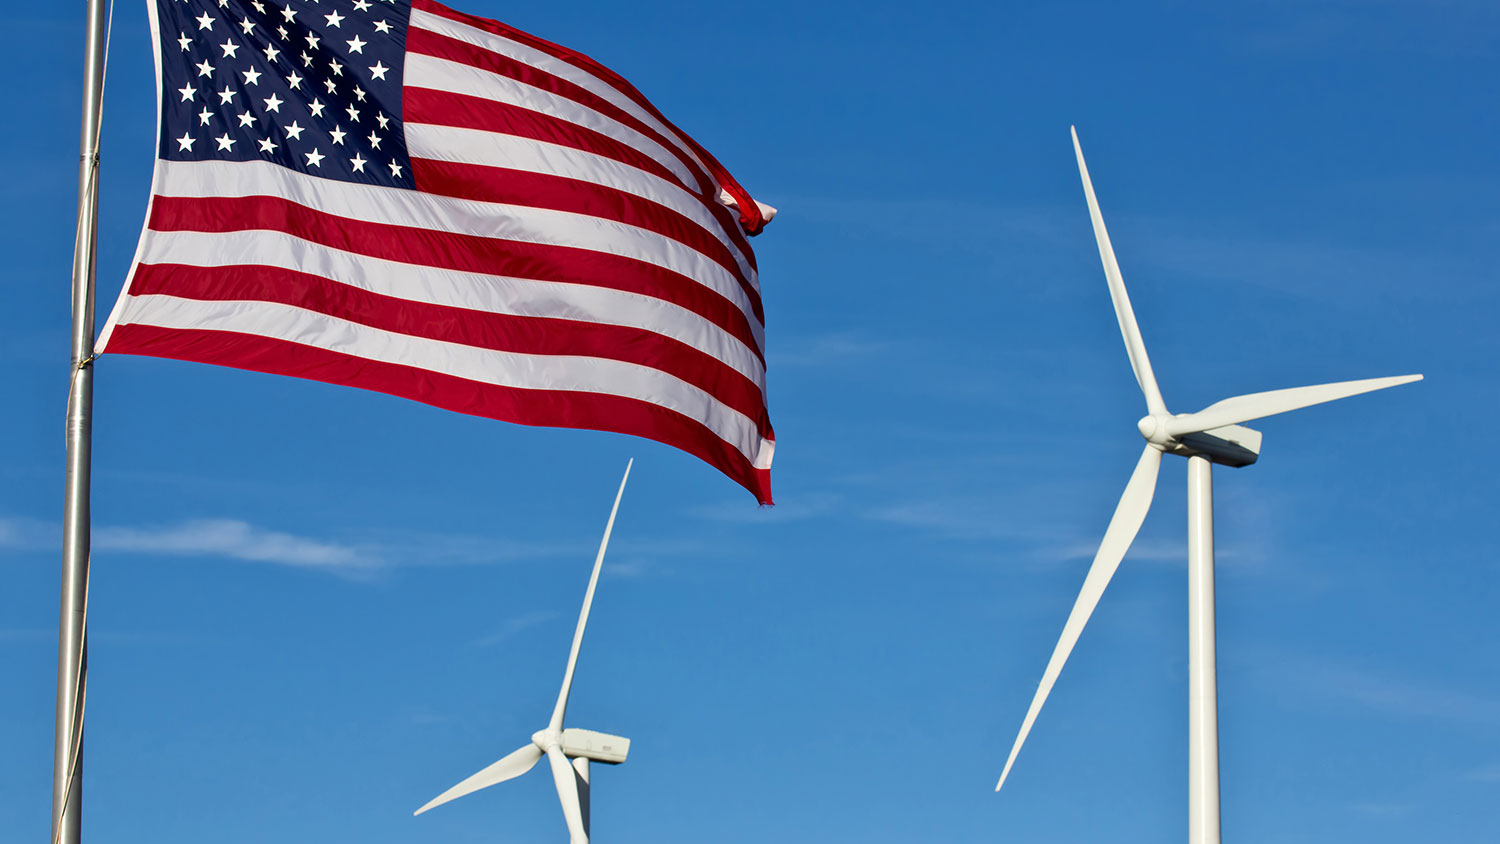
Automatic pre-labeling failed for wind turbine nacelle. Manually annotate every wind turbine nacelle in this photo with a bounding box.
[1170,424,1262,468]
[561,728,630,764]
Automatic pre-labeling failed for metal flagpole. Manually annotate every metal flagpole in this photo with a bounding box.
[1186,456,1222,844]
[53,0,110,841]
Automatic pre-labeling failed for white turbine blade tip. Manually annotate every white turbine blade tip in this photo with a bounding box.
[549,460,634,731]
[1070,129,1169,416]
[1166,373,1425,436]
[413,743,544,816]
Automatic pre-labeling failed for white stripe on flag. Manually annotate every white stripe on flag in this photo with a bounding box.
[153,160,762,336]
[136,229,767,384]
[408,7,716,185]
[405,52,700,192]
[115,294,771,466]
[404,122,756,279]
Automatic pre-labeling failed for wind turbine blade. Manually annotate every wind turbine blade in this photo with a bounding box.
[1072,127,1169,417]
[549,459,633,732]
[996,444,1163,793]
[413,743,544,816]
[1162,375,1423,437]
[547,746,590,844]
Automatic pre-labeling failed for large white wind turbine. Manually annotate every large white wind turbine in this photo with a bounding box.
[415,461,635,843]
[995,129,1422,844]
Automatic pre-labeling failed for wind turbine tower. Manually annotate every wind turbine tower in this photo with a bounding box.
[995,129,1422,844]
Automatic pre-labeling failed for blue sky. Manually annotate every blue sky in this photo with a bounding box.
[3,1,1498,842]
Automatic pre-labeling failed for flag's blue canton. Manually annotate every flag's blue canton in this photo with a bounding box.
[158,0,415,189]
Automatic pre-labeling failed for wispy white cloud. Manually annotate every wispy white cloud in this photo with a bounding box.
[474,610,560,647]
[768,332,885,368]
[1057,537,1261,570]
[1226,0,1498,58]
[788,188,1494,310]
[864,498,1037,542]
[862,488,1098,551]
[1462,762,1500,782]
[0,517,57,550]
[94,519,373,571]
[362,531,584,568]
[782,194,1078,257]
[864,488,1268,576]
[1278,657,1500,725]
[0,627,52,643]
[604,558,656,578]
[599,537,728,580]
[1057,537,1185,564]
[1349,801,1414,818]
[1,514,702,581]
[0,627,199,647]
[1139,224,1491,305]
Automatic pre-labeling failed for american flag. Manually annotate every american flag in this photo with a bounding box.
[99,0,776,502]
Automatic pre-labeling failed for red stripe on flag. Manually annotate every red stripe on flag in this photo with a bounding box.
[411,0,767,235]
[402,87,757,272]
[130,262,772,438]
[411,157,753,293]
[404,87,683,188]
[407,26,711,196]
[146,195,767,360]
[106,323,773,503]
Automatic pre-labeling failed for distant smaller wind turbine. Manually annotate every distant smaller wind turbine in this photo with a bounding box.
[415,461,635,844]
[995,128,1422,844]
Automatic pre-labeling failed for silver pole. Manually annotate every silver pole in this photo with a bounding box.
[53,0,109,842]
[1186,456,1221,844]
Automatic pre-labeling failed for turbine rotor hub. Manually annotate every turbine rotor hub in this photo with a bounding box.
[1136,414,1174,446]
[532,729,562,751]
